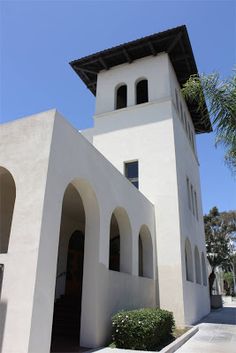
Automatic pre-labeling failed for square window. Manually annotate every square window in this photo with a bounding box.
[125,161,139,189]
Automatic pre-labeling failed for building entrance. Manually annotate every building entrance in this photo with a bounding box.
[66,230,84,298]
[51,184,86,352]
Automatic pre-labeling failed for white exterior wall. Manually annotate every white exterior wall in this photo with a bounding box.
[95,54,170,115]
[0,111,156,353]
[83,53,210,324]
[0,111,56,353]
[169,60,210,323]
[0,49,211,353]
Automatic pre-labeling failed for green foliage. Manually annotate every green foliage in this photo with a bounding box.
[111,308,175,350]
[204,207,236,271]
[182,70,236,173]
[223,272,234,295]
[232,253,236,280]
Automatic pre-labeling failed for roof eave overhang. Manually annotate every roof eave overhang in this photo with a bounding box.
[70,25,212,134]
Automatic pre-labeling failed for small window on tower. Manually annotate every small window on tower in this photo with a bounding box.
[116,84,127,109]
[136,79,148,104]
[125,161,139,189]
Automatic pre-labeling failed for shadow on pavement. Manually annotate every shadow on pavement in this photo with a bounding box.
[200,305,236,325]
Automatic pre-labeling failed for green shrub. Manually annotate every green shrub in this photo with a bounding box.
[111,308,175,350]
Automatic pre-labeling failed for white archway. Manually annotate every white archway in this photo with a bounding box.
[201,252,207,286]
[185,238,194,282]
[139,225,153,278]
[109,207,132,274]
[51,179,100,351]
[194,246,202,284]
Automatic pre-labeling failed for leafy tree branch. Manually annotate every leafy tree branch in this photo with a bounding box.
[204,207,236,295]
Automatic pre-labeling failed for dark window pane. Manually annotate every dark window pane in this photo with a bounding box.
[125,161,139,189]
[136,79,148,104]
[125,161,138,179]
[116,85,127,109]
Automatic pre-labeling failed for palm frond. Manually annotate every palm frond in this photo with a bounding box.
[182,70,236,174]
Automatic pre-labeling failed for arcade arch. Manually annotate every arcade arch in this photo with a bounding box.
[51,179,99,351]
[109,207,132,274]
[139,225,153,278]
[185,238,194,282]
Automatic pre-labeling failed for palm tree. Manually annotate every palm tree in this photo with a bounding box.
[182,70,236,173]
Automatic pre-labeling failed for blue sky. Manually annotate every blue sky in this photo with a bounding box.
[1,0,235,213]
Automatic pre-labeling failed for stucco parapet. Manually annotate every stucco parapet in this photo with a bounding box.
[93,97,172,120]
[0,108,57,127]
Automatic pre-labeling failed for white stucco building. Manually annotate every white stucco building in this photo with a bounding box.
[0,26,211,353]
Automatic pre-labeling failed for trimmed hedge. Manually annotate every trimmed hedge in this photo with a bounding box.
[111,308,175,350]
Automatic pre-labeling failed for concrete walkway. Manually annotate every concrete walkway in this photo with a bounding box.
[175,302,236,353]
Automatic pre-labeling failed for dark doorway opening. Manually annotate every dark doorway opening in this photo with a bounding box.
[51,184,86,352]
[51,231,85,352]
[66,231,84,298]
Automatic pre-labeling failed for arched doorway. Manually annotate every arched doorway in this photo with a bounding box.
[51,184,85,352]
[66,230,85,298]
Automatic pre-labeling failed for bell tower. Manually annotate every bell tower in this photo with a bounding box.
[71,25,211,325]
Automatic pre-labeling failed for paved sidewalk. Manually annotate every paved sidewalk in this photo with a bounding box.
[175,302,236,353]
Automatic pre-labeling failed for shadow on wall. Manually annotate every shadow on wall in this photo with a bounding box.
[0,301,7,352]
